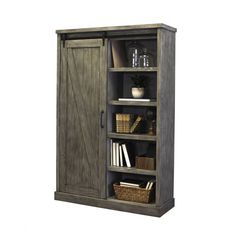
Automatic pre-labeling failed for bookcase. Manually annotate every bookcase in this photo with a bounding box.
[55,24,176,217]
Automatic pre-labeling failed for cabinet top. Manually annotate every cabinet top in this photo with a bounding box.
[56,23,177,34]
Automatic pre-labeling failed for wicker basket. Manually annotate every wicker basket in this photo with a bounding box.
[113,183,154,203]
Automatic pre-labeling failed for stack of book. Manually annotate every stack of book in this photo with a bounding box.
[119,179,146,188]
[110,141,131,167]
[116,114,134,133]
[116,114,142,134]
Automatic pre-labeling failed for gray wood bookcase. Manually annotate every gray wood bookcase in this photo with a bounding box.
[55,24,176,217]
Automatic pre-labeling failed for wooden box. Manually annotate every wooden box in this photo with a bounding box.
[135,156,155,170]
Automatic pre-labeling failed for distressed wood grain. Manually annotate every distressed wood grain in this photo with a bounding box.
[56,23,177,34]
[58,39,106,197]
[156,29,175,206]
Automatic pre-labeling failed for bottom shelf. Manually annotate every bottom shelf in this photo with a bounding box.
[107,196,156,207]
[55,191,175,217]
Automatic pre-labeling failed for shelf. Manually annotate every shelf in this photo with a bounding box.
[107,196,156,207]
[109,100,157,107]
[108,132,156,141]
[108,67,158,72]
[108,166,156,176]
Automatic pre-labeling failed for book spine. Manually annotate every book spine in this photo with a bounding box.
[116,143,119,166]
[130,116,142,133]
[119,145,123,167]
[122,144,131,167]
[112,143,116,166]
[110,140,113,166]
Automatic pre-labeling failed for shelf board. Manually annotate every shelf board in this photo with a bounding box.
[107,196,156,207]
[108,166,156,176]
[108,67,158,72]
[108,132,156,141]
[109,100,157,107]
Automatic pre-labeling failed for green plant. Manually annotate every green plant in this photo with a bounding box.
[131,75,146,88]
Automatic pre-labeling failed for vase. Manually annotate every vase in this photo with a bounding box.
[131,87,144,98]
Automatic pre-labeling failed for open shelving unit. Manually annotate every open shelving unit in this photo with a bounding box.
[107,37,159,207]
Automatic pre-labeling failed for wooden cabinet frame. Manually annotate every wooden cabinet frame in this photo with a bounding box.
[55,24,176,217]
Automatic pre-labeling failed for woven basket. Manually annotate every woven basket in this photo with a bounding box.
[113,183,154,203]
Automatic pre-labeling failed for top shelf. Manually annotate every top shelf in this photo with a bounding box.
[108,67,158,73]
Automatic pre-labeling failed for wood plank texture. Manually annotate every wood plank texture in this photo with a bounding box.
[108,132,156,141]
[109,67,157,72]
[99,39,107,198]
[58,41,68,192]
[58,39,106,198]
[156,29,175,206]
[56,23,177,34]
[55,191,175,217]
[56,34,61,191]
[108,166,156,176]
[109,100,157,107]
[66,39,103,48]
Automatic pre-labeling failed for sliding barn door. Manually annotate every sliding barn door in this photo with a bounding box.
[58,39,106,198]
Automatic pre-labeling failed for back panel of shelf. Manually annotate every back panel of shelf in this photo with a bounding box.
[108,38,157,68]
[106,35,158,206]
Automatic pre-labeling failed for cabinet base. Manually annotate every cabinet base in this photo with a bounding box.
[54,191,174,217]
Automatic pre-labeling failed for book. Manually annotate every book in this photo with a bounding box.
[116,114,123,133]
[146,179,156,190]
[148,181,154,190]
[119,145,123,167]
[145,182,150,190]
[116,143,120,166]
[122,144,131,167]
[120,179,145,188]
[130,116,142,133]
[116,113,134,133]
[112,142,116,166]
[110,140,113,166]
[118,98,154,102]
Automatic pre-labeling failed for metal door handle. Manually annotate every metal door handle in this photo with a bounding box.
[100,110,104,128]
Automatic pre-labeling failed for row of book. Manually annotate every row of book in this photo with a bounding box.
[110,141,131,167]
[119,179,156,190]
[116,114,142,133]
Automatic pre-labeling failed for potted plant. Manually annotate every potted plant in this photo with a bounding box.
[131,75,146,98]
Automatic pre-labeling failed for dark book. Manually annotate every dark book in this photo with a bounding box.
[130,115,142,133]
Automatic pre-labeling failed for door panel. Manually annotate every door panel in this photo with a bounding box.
[59,39,106,198]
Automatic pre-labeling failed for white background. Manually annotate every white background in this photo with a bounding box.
[0,0,236,235]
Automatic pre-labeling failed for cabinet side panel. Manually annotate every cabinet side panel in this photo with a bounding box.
[58,42,68,192]
[157,29,175,205]
[56,34,61,191]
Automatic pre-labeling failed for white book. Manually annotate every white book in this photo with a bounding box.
[119,145,123,167]
[122,144,131,167]
[112,143,116,166]
[110,140,113,166]
[116,143,120,166]
[146,182,150,190]
[118,98,152,102]
[148,182,154,190]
